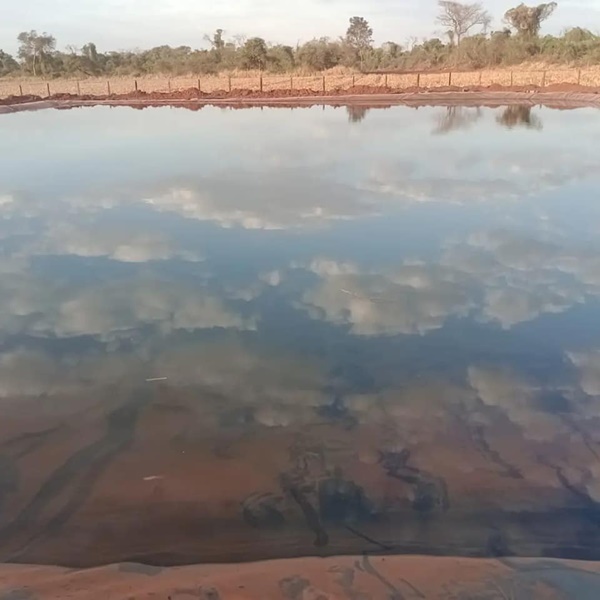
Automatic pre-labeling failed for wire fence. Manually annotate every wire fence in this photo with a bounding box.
[0,69,597,99]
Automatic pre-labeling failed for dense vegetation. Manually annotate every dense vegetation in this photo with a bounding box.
[1,1,599,78]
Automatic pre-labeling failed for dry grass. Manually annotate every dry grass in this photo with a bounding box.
[1,68,600,99]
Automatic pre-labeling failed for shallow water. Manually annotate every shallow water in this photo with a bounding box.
[1,104,600,566]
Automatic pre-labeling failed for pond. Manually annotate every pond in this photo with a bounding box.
[1,103,600,566]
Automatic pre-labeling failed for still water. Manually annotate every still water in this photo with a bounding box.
[1,104,600,566]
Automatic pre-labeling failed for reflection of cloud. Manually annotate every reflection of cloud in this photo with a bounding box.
[364,168,519,204]
[467,366,563,441]
[299,226,600,335]
[482,286,578,329]
[442,230,597,329]
[299,262,472,336]
[32,222,203,263]
[568,350,600,397]
[141,170,378,230]
[0,275,254,341]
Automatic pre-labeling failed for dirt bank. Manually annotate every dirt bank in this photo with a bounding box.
[1,84,599,113]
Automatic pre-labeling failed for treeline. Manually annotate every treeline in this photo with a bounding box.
[1,1,600,78]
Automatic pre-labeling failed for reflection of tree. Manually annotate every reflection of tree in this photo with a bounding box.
[497,105,543,130]
[346,105,369,123]
[433,106,482,134]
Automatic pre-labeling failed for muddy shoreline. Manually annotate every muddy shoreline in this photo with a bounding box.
[2,555,600,599]
[1,86,600,113]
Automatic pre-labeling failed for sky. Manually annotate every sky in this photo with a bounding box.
[0,0,599,54]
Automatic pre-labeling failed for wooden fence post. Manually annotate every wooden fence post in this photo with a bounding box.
[259,75,263,92]
[19,84,23,96]
[134,79,138,92]
[322,75,326,93]
[577,69,582,86]
[290,75,293,90]
[197,77,201,92]
[228,75,232,92]
[77,80,81,95]
[107,80,111,95]
[448,71,452,86]
[168,79,171,92]
[46,82,51,97]
[541,70,546,87]
[352,74,355,87]
[416,73,420,88]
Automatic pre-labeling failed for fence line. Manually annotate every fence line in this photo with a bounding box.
[0,69,594,100]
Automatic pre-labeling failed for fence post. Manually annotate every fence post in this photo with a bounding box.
[448,71,452,86]
[19,84,23,96]
[46,82,51,97]
[168,79,171,92]
[198,77,201,92]
[77,80,81,95]
[107,80,111,95]
[134,79,138,92]
[228,75,232,92]
[322,75,326,93]
[259,75,263,92]
[416,73,420,88]
[352,74,355,87]
[577,69,582,86]
[290,75,293,90]
[541,70,546,87]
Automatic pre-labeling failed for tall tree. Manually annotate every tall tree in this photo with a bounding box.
[345,16,373,68]
[241,37,268,70]
[504,2,557,38]
[436,1,491,45]
[17,30,56,76]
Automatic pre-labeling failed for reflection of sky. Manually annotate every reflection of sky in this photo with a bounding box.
[1,104,600,420]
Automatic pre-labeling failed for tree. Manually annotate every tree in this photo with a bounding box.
[241,37,268,69]
[17,30,56,76]
[0,50,19,76]
[267,45,295,72]
[297,38,342,71]
[436,1,491,45]
[345,16,373,68]
[504,3,558,38]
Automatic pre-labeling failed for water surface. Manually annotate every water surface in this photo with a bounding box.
[1,104,600,565]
